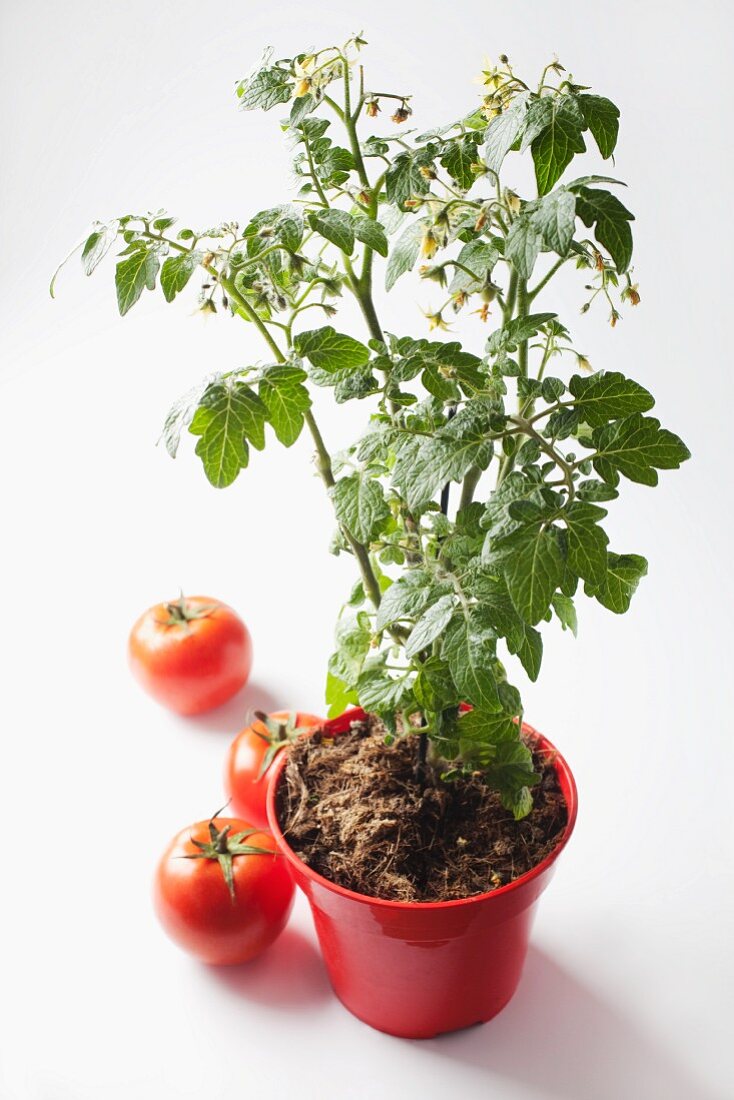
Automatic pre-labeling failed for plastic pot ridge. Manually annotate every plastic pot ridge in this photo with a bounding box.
[266,708,577,1039]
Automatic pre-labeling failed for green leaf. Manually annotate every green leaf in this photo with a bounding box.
[413,657,460,712]
[448,239,499,294]
[562,501,609,585]
[577,95,620,159]
[330,474,390,544]
[574,186,634,272]
[259,365,311,446]
[483,93,530,175]
[394,405,495,511]
[81,223,118,276]
[531,95,587,195]
[237,53,292,111]
[442,612,501,712]
[357,665,414,713]
[503,525,564,624]
[569,370,654,427]
[508,624,543,681]
[531,187,576,255]
[352,218,389,257]
[375,570,440,631]
[160,252,201,303]
[329,614,372,684]
[552,592,578,635]
[440,135,478,190]
[188,380,265,488]
[325,671,358,718]
[115,247,159,315]
[585,552,648,613]
[591,414,690,487]
[161,375,222,459]
[385,220,424,290]
[487,313,557,354]
[385,150,432,209]
[308,209,355,255]
[405,595,458,659]
[295,326,369,373]
[505,215,543,279]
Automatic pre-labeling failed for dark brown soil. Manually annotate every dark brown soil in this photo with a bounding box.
[276,715,568,903]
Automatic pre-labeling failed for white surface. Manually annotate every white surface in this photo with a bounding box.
[1,2,733,1098]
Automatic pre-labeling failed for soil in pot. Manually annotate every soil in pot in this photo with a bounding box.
[277,714,568,903]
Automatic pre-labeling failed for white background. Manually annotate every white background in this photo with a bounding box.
[1,2,732,1097]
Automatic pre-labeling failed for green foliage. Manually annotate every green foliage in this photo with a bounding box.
[59,38,689,820]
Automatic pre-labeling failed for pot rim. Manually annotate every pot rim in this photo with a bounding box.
[266,707,578,912]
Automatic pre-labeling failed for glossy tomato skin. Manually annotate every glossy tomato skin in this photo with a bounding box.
[128,596,252,715]
[153,818,294,965]
[224,711,323,828]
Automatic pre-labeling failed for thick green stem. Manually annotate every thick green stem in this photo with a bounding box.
[459,466,482,510]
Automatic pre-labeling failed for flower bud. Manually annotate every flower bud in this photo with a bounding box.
[504,188,521,215]
[391,102,412,124]
[419,164,437,180]
[365,97,380,118]
[576,353,592,373]
[420,228,438,259]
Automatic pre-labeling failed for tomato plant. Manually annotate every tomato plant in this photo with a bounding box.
[224,710,323,827]
[128,594,252,715]
[153,813,294,964]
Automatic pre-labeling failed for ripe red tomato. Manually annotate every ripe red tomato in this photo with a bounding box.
[224,710,323,828]
[128,594,252,715]
[153,815,294,965]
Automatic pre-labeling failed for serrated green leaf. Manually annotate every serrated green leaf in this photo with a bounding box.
[259,366,311,446]
[394,405,495,511]
[552,592,578,635]
[483,93,530,175]
[115,248,158,315]
[562,501,609,585]
[569,371,654,427]
[325,671,358,719]
[505,215,543,279]
[237,54,292,111]
[577,95,619,159]
[531,187,576,255]
[487,313,557,354]
[385,150,432,209]
[448,239,499,294]
[503,525,564,624]
[295,326,369,373]
[375,570,440,631]
[405,595,458,659]
[574,186,634,272]
[440,135,478,190]
[160,251,201,303]
[308,209,355,255]
[188,380,265,488]
[357,665,414,713]
[507,623,543,681]
[585,552,648,613]
[591,414,690,487]
[330,474,390,544]
[531,95,587,195]
[352,218,389,257]
[385,220,424,290]
[442,612,501,712]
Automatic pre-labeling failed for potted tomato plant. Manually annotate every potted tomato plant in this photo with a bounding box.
[57,38,689,1037]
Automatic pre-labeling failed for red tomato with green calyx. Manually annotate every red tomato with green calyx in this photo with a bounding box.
[224,710,323,828]
[128,594,252,715]
[153,815,294,965]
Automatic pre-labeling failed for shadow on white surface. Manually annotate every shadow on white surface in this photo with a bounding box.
[184,681,282,736]
[424,947,716,1100]
[204,927,331,1011]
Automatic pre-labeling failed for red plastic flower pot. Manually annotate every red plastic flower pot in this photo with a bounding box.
[266,708,578,1039]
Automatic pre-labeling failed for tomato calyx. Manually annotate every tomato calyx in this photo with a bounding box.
[182,810,276,902]
[251,710,314,780]
[161,593,219,629]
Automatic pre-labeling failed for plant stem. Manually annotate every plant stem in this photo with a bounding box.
[528,255,567,303]
[459,465,482,509]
